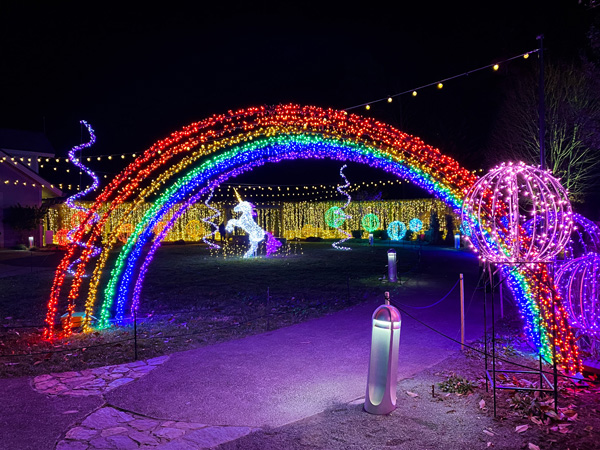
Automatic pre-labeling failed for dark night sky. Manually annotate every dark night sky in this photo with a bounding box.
[1,1,596,189]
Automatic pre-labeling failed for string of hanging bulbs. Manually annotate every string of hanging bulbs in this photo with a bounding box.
[348,49,537,111]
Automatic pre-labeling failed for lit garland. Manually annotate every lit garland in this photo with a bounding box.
[43,104,579,373]
[332,164,353,251]
[350,49,537,111]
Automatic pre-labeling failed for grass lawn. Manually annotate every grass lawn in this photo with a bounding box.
[0,240,435,377]
[3,242,600,450]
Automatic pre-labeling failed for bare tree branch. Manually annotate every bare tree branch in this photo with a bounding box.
[486,59,600,203]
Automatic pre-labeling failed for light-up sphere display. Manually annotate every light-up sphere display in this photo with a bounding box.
[55,229,69,246]
[556,253,600,339]
[362,213,380,232]
[409,218,423,233]
[461,161,573,263]
[325,206,347,228]
[387,221,407,241]
[564,213,600,261]
[185,219,202,241]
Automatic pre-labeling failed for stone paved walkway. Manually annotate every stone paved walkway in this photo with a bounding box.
[32,357,258,449]
[55,406,256,450]
[33,356,170,396]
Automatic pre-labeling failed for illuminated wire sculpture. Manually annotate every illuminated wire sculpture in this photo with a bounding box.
[332,164,353,251]
[225,192,265,258]
[409,218,423,233]
[563,213,600,261]
[325,206,347,228]
[387,221,407,241]
[461,161,573,264]
[361,213,380,232]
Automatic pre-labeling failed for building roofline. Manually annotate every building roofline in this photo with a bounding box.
[1,149,62,197]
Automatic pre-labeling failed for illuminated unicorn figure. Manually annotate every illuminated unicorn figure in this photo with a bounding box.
[226,193,266,258]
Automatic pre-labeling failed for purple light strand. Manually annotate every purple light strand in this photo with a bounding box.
[66,120,101,276]
[265,232,282,256]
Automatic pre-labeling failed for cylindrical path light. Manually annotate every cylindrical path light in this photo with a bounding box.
[365,292,401,415]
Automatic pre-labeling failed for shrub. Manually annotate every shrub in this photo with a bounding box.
[305,236,323,242]
[438,374,475,394]
[373,230,388,240]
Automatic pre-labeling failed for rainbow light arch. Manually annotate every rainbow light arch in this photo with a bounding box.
[45,104,581,373]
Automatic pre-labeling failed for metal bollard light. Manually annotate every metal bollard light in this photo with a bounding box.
[387,249,397,283]
[365,292,401,415]
[454,233,461,249]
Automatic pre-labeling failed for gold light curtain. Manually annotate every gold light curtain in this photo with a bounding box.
[45,199,457,244]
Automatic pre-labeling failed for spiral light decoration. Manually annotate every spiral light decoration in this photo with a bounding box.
[65,121,101,279]
[461,161,573,264]
[332,164,353,251]
[201,188,221,250]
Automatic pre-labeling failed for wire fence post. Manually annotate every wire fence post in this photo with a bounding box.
[460,273,465,351]
[133,309,138,361]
